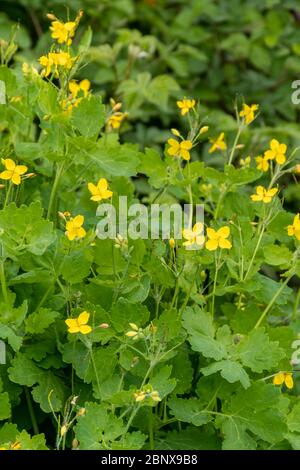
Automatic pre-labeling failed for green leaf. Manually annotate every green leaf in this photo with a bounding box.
[71,95,105,137]
[61,249,92,284]
[17,430,48,450]
[201,360,250,389]
[138,148,168,189]
[263,244,293,268]
[151,366,176,399]
[25,308,59,335]
[0,202,55,256]
[110,298,149,332]
[74,403,124,450]
[157,427,220,450]
[31,372,68,413]
[237,328,285,373]
[168,397,211,426]
[0,423,18,444]
[287,402,300,433]
[8,354,44,386]
[0,392,11,420]
[0,325,22,351]
[111,431,146,450]
[182,306,227,360]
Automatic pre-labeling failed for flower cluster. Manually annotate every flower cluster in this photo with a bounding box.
[133,384,161,403]
[39,51,74,78]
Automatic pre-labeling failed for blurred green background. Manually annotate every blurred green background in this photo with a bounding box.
[1,0,300,206]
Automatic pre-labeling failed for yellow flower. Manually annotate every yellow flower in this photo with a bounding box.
[176,98,195,116]
[88,178,113,202]
[240,156,251,168]
[287,213,300,241]
[206,226,232,251]
[209,132,227,153]
[239,103,258,125]
[250,186,278,204]
[199,126,209,135]
[60,425,68,437]
[65,311,92,334]
[169,238,175,248]
[264,139,287,165]
[126,323,141,340]
[134,391,146,402]
[255,155,269,172]
[69,79,90,98]
[50,20,76,45]
[295,164,300,174]
[273,372,293,389]
[65,215,86,241]
[150,390,161,402]
[0,158,28,185]
[10,441,21,450]
[107,112,127,130]
[39,52,74,78]
[182,222,205,247]
[167,138,192,160]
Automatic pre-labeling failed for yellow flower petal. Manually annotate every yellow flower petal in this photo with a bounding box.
[3,159,16,171]
[217,226,230,239]
[73,215,84,228]
[0,170,13,180]
[284,374,293,389]
[77,311,90,326]
[79,325,92,335]
[273,372,285,385]
[11,173,21,185]
[205,239,219,251]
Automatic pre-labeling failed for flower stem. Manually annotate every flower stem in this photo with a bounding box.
[254,274,293,330]
[24,387,39,435]
[228,125,243,166]
[47,162,64,220]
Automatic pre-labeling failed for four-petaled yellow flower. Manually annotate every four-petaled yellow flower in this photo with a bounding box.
[206,226,232,251]
[176,98,196,116]
[255,155,269,172]
[209,132,227,153]
[273,371,293,389]
[65,215,86,241]
[182,222,205,247]
[239,103,258,125]
[107,112,127,130]
[287,213,300,241]
[69,79,90,98]
[264,139,287,165]
[250,186,278,204]
[167,138,192,160]
[65,311,92,335]
[0,158,28,185]
[39,52,74,77]
[88,178,113,202]
[240,156,251,168]
[50,20,76,46]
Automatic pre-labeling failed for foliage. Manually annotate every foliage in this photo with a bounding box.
[0,1,299,451]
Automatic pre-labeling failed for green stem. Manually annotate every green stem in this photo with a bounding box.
[148,408,154,450]
[47,162,64,220]
[244,223,265,281]
[211,251,221,318]
[254,274,293,329]
[3,182,12,208]
[89,345,101,399]
[228,125,243,166]
[293,287,300,321]
[24,387,39,435]
[0,258,9,305]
